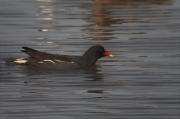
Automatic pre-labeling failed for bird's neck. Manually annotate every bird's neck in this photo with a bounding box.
[81,54,98,67]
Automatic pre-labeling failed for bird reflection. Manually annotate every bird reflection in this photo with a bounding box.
[83,65,104,81]
[16,63,104,82]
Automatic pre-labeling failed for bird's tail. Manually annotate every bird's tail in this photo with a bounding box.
[21,47,38,53]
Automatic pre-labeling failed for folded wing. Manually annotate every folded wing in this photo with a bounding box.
[21,47,72,62]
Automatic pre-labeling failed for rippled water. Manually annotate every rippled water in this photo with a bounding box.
[0,0,180,119]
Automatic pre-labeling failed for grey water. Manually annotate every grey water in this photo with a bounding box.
[0,0,180,119]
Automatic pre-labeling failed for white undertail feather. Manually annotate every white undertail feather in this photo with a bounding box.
[14,58,75,64]
[14,58,27,64]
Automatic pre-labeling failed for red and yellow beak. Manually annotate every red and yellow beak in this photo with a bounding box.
[104,49,113,58]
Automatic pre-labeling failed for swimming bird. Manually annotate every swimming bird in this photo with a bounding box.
[14,45,113,69]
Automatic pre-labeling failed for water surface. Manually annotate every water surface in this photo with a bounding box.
[0,0,180,119]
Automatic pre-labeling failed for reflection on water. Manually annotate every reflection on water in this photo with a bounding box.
[36,0,55,32]
[94,0,172,5]
[21,64,104,81]
[89,0,173,41]
[84,65,104,81]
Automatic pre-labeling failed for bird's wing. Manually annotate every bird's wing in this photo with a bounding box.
[21,47,73,62]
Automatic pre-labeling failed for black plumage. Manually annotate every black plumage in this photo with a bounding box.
[15,45,112,69]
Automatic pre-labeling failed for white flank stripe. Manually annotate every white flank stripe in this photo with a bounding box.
[55,59,65,63]
[43,59,56,64]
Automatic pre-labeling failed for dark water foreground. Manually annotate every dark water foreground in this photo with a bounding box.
[0,0,180,119]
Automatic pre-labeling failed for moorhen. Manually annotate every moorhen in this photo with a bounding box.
[14,45,113,69]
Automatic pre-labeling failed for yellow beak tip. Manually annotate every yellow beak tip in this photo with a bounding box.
[108,54,113,58]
